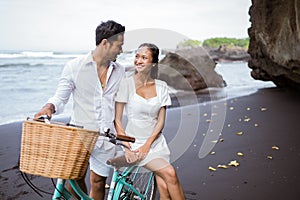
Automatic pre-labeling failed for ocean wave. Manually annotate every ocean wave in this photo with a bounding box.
[0,51,84,59]
[0,63,62,68]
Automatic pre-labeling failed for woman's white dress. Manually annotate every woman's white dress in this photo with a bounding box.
[115,76,171,166]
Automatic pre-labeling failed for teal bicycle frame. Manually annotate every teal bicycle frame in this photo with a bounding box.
[52,165,154,200]
[107,165,155,200]
[52,179,92,200]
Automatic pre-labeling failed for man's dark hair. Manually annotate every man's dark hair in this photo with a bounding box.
[95,20,125,45]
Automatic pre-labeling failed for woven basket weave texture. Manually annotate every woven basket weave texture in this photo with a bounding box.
[20,120,99,180]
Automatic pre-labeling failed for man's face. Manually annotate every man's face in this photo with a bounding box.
[107,34,124,61]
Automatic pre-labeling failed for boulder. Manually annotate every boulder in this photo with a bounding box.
[248,0,300,89]
[158,47,225,91]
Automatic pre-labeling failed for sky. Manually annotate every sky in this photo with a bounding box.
[0,0,252,52]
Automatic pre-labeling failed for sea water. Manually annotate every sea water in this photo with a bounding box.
[215,62,275,99]
[0,51,275,125]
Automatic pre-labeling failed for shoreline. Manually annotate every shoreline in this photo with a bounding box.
[1,87,300,199]
[0,88,226,126]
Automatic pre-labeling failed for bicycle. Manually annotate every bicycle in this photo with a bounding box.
[106,155,156,200]
[20,117,156,200]
[52,129,156,200]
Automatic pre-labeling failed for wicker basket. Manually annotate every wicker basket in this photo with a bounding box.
[20,119,99,180]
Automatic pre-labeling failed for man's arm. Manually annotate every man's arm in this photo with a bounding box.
[34,61,74,119]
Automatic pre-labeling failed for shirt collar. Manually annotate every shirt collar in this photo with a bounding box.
[83,51,118,69]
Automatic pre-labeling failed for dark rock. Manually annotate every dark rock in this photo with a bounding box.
[158,47,225,91]
[248,0,300,90]
[205,45,250,62]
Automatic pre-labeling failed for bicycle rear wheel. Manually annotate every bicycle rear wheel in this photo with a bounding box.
[114,167,156,200]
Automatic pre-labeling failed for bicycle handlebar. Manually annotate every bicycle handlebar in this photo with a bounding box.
[116,134,135,143]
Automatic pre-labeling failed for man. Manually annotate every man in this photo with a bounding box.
[34,20,125,199]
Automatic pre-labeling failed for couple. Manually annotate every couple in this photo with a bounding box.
[34,20,185,200]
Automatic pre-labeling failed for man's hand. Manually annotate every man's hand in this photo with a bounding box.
[34,103,55,120]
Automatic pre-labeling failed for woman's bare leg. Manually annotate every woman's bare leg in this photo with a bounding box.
[155,174,171,200]
[145,158,185,200]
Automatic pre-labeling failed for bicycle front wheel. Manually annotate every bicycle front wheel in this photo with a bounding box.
[114,167,156,200]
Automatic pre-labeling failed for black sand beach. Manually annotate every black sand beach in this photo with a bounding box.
[1,87,300,200]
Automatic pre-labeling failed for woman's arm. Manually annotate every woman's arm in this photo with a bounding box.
[114,102,129,147]
[115,101,139,163]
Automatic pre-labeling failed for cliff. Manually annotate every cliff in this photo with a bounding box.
[248,0,300,89]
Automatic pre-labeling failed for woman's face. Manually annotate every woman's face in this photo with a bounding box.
[134,47,153,74]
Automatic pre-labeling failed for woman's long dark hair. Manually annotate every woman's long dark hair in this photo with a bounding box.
[138,43,159,79]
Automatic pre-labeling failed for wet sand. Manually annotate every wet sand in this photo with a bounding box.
[1,87,300,199]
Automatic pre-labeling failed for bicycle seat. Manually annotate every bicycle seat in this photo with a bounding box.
[106,155,138,168]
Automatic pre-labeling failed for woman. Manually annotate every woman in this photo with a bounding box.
[114,43,185,200]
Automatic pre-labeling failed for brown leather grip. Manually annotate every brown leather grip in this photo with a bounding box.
[116,134,135,143]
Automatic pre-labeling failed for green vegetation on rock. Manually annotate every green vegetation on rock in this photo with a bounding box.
[177,39,202,48]
[177,37,250,50]
[202,37,249,49]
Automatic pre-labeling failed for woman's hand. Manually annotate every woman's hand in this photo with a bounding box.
[124,148,139,163]
[134,142,151,161]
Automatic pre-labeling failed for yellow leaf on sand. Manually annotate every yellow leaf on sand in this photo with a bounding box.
[228,160,239,167]
[260,107,267,111]
[272,146,280,150]
[217,165,229,169]
[237,152,244,156]
[244,118,251,122]
[236,131,243,136]
[208,166,216,171]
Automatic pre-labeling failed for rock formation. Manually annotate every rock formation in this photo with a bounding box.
[158,47,225,91]
[248,0,300,89]
[206,45,250,62]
